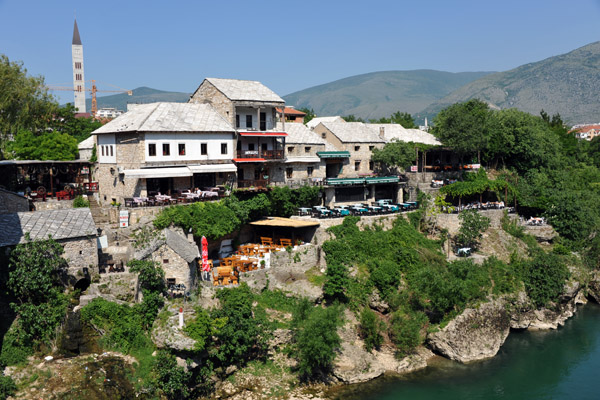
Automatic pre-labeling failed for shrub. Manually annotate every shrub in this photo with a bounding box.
[72,195,89,208]
[152,350,191,400]
[184,308,226,352]
[323,263,349,302]
[456,209,490,249]
[293,304,341,380]
[389,311,426,357]
[519,251,569,308]
[0,323,33,366]
[359,308,384,351]
[0,375,16,400]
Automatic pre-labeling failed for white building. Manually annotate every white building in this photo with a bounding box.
[71,19,86,113]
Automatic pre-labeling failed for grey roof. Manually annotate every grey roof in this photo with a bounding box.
[204,78,284,103]
[78,136,95,150]
[306,116,345,129]
[0,208,97,248]
[92,102,234,135]
[367,123,441,146]
[320,121,385,143]
[72,19,82,45]
[134,228,199,263]
[275,122,326,145]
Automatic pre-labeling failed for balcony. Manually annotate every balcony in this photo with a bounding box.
[237,179,269,189]
[235,149,284,160]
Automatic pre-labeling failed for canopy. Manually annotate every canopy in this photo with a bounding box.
[317,151,351,158]
[284,156,320,163]
[123,167,192,178]
[188,164,237,173]
[249,217,320,228]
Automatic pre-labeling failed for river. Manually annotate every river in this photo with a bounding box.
[331,302,600,400]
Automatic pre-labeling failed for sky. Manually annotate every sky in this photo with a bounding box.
[1,0,599,105]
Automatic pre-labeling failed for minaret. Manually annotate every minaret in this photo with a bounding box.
[71,19,86,113]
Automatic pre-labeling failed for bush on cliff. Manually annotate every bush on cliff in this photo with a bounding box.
[359,308,384,352]
[519,251,569,308]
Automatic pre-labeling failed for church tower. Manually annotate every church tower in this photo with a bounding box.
[71,19,86,113]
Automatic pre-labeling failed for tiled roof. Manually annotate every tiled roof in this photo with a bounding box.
[78,136,95,150]
[306,116,345,129]
[277,107,306,116]
[205,78,284,103]
[275,122,326,145]
[0,208,97,248]
[321,121,385,143]
[134,228,199,263]
[92,103,234,135]
[367,123,441,146]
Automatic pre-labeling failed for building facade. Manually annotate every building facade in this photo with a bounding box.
[71,19,86,113]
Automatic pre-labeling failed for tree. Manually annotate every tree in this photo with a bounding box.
[390,111,417,129]
[50,103,103,143]
[371,140,420,171]
[455,209,490,249]
[8,129,78,160]
[297,107,316,124]
[342,114,365,123]
[0,54,57,158]
[152,350,191,399]
[432,99,491,163]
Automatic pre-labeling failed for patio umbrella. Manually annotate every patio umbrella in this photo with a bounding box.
[201,236,210,278]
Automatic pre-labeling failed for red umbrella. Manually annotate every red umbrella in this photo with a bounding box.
[201,236,210,273]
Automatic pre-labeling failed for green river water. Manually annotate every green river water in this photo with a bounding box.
[332,302,600,400]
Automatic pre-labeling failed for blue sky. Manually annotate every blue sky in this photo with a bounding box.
[1,0,599,105]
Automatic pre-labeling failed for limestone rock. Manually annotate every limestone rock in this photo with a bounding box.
[523,224,557,243]
[151,306,196,351]
[588,271,600,303]
[428,299,511,363]
[369,290,390,313]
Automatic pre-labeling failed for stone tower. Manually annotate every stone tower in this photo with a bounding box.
[71,19,86,113]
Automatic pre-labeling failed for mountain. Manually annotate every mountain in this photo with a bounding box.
[424,42,600,124]
[83,86,190,112]
[283,70,494,120]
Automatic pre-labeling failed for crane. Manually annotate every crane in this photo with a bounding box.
[47,79,133,118]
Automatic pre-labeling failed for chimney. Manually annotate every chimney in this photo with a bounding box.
[379,126,385,139]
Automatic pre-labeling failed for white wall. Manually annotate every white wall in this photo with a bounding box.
[97,134,116,163]
[235,106,276,130]
[144,132,234,162]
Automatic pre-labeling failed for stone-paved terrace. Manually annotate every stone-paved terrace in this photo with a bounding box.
[0,208,97,247]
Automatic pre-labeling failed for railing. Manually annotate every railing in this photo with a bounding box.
[236,150,284,160]
[237,179,269,189]
[286,178,324,188]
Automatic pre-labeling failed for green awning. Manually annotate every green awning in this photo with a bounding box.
[317,151,351,159]
[326,178,366,185]
[365,176,400,184]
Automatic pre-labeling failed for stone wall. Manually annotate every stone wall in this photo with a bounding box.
[189,81,235,126]
[32,199,74,211]
[0,189,29,214]
[61,236,99,275]
[434,209,516,236]
[150,244,196,292]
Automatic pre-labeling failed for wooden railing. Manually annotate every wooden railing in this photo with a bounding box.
[236,149,284,160]
[237,179,269,189]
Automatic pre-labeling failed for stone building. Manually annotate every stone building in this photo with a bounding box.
[189,78,287,190]
[277,122,327,187]
[0,208,98,283]
[134,228,199,292]
[277,107,306,123]
[0,188,30,214]
[91,102,237,205]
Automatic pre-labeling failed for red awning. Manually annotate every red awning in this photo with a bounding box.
[238,132,288,137]
[233,158,266,163]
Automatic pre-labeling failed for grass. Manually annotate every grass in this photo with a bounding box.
[305,266,326,287]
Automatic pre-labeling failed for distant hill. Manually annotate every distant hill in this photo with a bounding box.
[83,86,190,112]
[424,42,600,124]
[283,70,494,121]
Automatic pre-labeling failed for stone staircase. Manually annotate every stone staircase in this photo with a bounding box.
[88,194,110,225]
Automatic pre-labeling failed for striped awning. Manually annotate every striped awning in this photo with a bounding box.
[188,164,238,173]
[123,167,192,178]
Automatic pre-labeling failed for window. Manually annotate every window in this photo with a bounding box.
[221,143,228,154]
[305,146,311,153]
[101,146,105,156]
[163,259,169,264]
[75,62,82,69]
[369,145,374,151]
[369,161,374,170]
[248,143,255,151]
[261,143,268,151]
[163,143,170,156]
[321,132,326,138]
[355,145,361,151]
[307,166,314,176]
[236,115,240,128]
[246,115,253,128]
[178,143,186,156]
[286,168,293,178]
[109,146,113,157]
[200,143,207,155]
[148,143,156,156]
[288,146,295,153]
[355,160,361,171]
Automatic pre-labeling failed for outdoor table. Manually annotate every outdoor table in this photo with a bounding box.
[202,191,219,199]
[298,207,312,216]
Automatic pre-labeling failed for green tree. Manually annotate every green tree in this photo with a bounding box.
[371,140,420,171]
[6,236,68,344]
[359,308,384,351]
[391,111,417,129]
[323,263,349,302]
[152,350,191,400]
[519,251,569,308]
[7,129,78,161]
[432,99,491,163]
[297,107,316,124]
[0,54,57,158]
[50,103,103,143]
[293,304,341,380]
[455,209,490,249]
[342,114,365,123]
